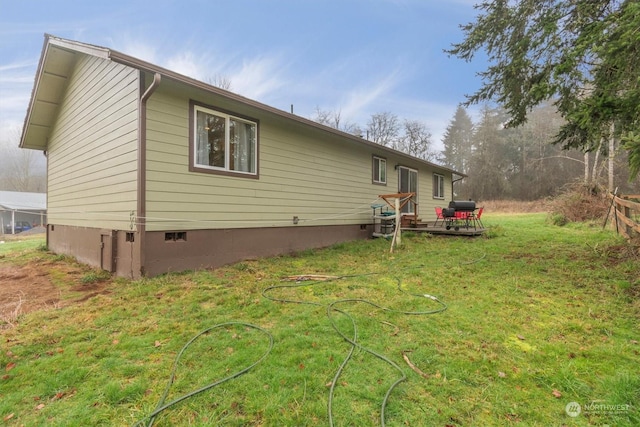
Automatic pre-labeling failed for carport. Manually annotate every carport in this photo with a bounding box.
[0,191,47,235]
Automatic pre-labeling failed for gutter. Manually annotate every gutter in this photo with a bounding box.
[137,72,161,277]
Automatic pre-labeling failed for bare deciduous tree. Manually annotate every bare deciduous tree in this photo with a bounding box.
[366,112,399,148]
[0,127,47,192]
[311,107,362,136]
[313,107,342,129]
[397,119,435,161]
[206,74,232,91]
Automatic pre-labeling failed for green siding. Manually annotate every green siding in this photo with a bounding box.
[144,88,452,231]
[47,55,139,230]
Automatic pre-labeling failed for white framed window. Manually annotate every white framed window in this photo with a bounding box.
[372,156,387,184]
[190,103,258,177]
[433,173,445,199]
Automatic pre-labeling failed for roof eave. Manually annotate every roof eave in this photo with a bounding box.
[20,34,465,177]
[108,49,465,176]
[19,34,110,151]
[19,35,51,151]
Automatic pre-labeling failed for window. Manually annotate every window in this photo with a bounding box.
[433,173,445,199]
[191,103,258,177]
[372,156,387,184]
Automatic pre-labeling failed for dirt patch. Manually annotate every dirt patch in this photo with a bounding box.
[0,260,112,327]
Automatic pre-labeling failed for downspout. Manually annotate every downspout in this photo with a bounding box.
[451,174,465,200]
[137,72,161,277]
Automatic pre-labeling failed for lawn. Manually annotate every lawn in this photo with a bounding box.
[1,213,638,426]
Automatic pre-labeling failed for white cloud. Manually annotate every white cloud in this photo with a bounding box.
[0,59,36,74]
[108,36,158,65]
[230,55,288,101]
[340,68,403,122]
[165,51,208,81]
[0,59,36,145]
[0,93,30,115]
[108,35,290,102]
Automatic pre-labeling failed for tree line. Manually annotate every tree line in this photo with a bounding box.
[440,103,638,201]
[446,0,640,186]
[312,107,439,163]
[312,101,639,201]
[0,127,46,193]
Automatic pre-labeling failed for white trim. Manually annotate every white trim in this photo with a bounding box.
[373,156,387,184]
[433,173,445,199]
[193,104,257,175]
[48,35,110,59]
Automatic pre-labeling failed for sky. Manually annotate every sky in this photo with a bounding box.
[0,0,486,152]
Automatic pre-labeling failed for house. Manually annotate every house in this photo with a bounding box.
[19,34,463,278]
[0,191,46,234]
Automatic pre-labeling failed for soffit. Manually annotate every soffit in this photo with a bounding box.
[20,44,77,150]
[20,35,111,151]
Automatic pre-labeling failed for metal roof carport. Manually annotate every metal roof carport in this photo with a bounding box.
[0,191,47,234]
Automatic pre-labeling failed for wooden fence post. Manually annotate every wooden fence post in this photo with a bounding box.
[608,194,640,239]
[623,196,632,238]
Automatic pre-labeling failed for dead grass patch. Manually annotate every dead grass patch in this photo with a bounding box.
[0,254,114,328]
[480,199,550,213]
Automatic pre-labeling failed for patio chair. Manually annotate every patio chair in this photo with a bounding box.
[434,207,444,227]
[470,207,484,229]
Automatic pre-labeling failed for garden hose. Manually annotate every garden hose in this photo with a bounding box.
[133,252,482,426]
[133,322,273,427]
[262,266,448,426]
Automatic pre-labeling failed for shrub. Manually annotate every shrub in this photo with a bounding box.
[548,212,569,226]
[547,181,610,224]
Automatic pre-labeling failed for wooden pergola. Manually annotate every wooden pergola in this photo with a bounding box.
[376,192,416,252]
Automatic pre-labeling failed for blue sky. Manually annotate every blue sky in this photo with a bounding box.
[0,0,485,150]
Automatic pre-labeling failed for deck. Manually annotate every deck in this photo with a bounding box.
[400,220,486,237]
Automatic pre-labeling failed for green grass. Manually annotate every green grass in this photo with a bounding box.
[1,213,639,426]
[0,234,45,255]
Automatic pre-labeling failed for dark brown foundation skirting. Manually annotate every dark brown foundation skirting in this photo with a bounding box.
[47,223,371,278]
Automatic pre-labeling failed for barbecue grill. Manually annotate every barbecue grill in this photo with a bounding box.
[448,200,476,212]
[443,201,477,230]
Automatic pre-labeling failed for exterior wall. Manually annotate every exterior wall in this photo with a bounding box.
[47,224,141,278]
[41,55,455,278]
[143,224,370,277]
[25,39,462,279]
[143,86,453,232]
[46,55,139,231]
[417,170,453,221]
